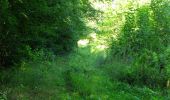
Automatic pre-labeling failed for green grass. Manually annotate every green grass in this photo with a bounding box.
[0,41,169,100]
[1,1,170,99]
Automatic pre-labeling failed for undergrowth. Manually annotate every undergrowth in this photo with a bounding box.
[0,0,170,99]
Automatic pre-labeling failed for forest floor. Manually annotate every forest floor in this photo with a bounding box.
[0,29,170,100]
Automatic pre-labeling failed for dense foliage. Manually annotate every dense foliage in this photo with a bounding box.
[0,0,170,99]
[112,0,170,88]
[0,0,95,67]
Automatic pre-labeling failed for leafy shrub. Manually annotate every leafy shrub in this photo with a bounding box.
[112,0,170,88]
[0,91,7,100]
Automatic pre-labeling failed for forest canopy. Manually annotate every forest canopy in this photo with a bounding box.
[0,0,96,66]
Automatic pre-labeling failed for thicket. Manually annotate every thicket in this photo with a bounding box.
[0,0,96,67]
[112,0,170,88]
[0,0,170,99]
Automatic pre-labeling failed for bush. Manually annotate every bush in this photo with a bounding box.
[111,0,170,88]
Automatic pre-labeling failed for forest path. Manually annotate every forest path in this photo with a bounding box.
[0,30,113,100]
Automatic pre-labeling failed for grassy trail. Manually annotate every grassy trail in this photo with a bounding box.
[1,2,170,99]
[1,31,168,100]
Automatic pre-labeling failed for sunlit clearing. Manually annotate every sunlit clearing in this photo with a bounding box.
[77,39,89,48]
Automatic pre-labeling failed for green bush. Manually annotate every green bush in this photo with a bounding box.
[112,0,170,88]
